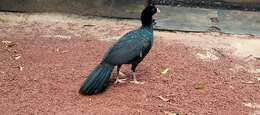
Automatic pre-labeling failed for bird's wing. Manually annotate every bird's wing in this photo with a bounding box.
[103,34,149,65]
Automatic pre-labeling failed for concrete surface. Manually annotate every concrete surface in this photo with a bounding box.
[0,0,146,18]
[155,6,260,35]
[218,10,260,35]
[1,0,260,35]
[154,0,260,11]
[154,6,217,32]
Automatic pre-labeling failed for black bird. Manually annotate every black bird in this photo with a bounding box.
[79,4,159,95]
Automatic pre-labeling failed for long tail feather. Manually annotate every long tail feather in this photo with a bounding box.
[79,63,114,95]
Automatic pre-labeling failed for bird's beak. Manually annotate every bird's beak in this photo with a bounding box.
[157,8,160,13]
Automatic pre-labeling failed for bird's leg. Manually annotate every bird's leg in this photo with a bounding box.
[130,64,144,84]
[130,71,145,84]
[114,65,127,84]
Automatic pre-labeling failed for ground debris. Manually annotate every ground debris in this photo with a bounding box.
[212,48,225,57]
[257,77,260,81]
[243,103,260,109]
[53,35,71,39]
[255,57,260,60]
[164,111,179,115]
[157,96,170,102]
[1,40,16,47]
[194,82,206,90]
[13,66,23,71]
[55,48,70,54]
[83,24,95,27]
[2,40,12,44]
[160,68,169,75]
[14,55,21,60]
[241,81,255,84]
[196,48,219,61]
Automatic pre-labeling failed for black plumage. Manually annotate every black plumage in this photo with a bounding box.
[79,4,159,95]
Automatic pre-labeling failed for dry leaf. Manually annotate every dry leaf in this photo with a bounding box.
[56,48,69,53]
[61,50,69,53]
[18,66,23,71]
[7,43,16,47]
[14,66,24,71]
[14,55,21,60]
[194,82,206,90]
[242,81,255,84]
[243,103,260,109]
[157,96,170,102]
[256,77,260,81]
[56,48,60,52]
[254,56,260,60]
[164,111,179,115]
[83,24,95,27]
[2,40,12,44]
[2,40,16,47]
[160,68,169,75]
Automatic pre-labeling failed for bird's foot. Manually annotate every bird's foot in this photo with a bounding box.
[119,71,127,77]
[114,78,127,84]
[130,80,145,84]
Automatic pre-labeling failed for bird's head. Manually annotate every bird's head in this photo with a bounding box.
[141,3,160,27]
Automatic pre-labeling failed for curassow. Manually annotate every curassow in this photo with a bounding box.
[79,4,159,95]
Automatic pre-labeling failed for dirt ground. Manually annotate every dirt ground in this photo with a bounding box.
[0,12,260,115]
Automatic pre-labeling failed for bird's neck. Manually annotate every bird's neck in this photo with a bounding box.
[141,21,153,31]
[141,15,153,27]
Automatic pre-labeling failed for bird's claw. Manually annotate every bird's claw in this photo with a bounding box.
[114,78,127,84]
[119,71,127,77]
[130,80,145,84]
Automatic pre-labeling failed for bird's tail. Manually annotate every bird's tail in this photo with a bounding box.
[79,63,114,95]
